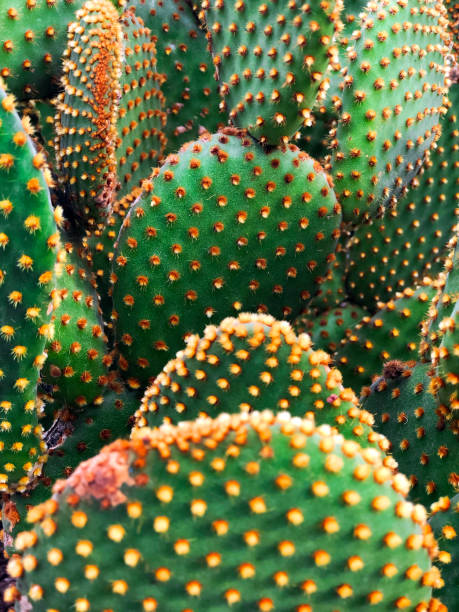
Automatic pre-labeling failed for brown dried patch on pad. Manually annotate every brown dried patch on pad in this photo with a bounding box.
[53,439,134,507]
[382,360,408,380]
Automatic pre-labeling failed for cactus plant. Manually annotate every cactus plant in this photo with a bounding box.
[330,0,450,224]
[134,313,387,450]
[112,129,342,388]
[361,361,458,506]
[0,0,457,607]
[0,82,60,493]
[335,281,436,391]
[7,411,442,610]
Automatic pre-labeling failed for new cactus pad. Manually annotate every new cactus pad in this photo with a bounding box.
[0,83,60,492]
[133,313,386,450]
[8,411,442,610]
[361,362,458,506]
[113,129,341,388]
[330,0,450,223]
[203,0,342,145]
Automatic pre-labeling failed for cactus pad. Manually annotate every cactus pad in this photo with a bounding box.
[9,410,441,610]
[134,313,386,450]
[362,361,458,506]
[204,0,342,145]
[330,0,450,223]
[113,129,341,387]
[0,83,59,492]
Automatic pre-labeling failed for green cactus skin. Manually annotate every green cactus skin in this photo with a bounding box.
[127,0,223,154]
[1,384,138,553]
[113,129,342,389]
[420,235,459,412]
[0,0,88,101]
[330,0,450,224]
[305,230,352,311]
[293,303,367,354]
[203,0,342,146]
[337,0,366,47]
[420,235,458,361]
[346,86,459,309]
[133,313,387,451]
[0,84,60,493]
[81,187,140,331]
[54,0,167,229]
[430,494,459,610]
[54,0,123,226]
[39,246,111,419]
[7,410,443,611]
[361,362,458,507]
[433,297,459,412]
[114,7,167,199]
[335,282,436,392]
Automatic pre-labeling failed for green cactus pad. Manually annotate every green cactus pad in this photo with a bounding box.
[54,0,123,226]
[305,230,352,311]
[293,303,367,354]
[338,0,366,47]
[39,246,111,418]
[113,129,342,388]
[420,235,459,411]
[114,7,167,199]
[203,0,342,145]
[346,86,459,308]
[430,494,459,610]
[0,84,60,492]
[55,0,167,229]
[9,410,442,610]
[335,282,435,392]
[419,234,458,360]
[133,313,386,451]
[330,0,450,224]
[361,362,458,506]
[129,0,223,154]
[0,0,87,101]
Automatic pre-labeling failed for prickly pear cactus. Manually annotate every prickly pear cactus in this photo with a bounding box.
[113,129,341,388]
[0,0,458,607]
[130,0,223,153]
[39,246,111,418]
[335,282,436,391]
[0,0,86,100]
[0,83,60,493]
[204,0,342,145]
[8,411,441,611]
[330,0,450,223]
[134,313,387,450]
[361,361,458,506]
[346,85,459,308]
